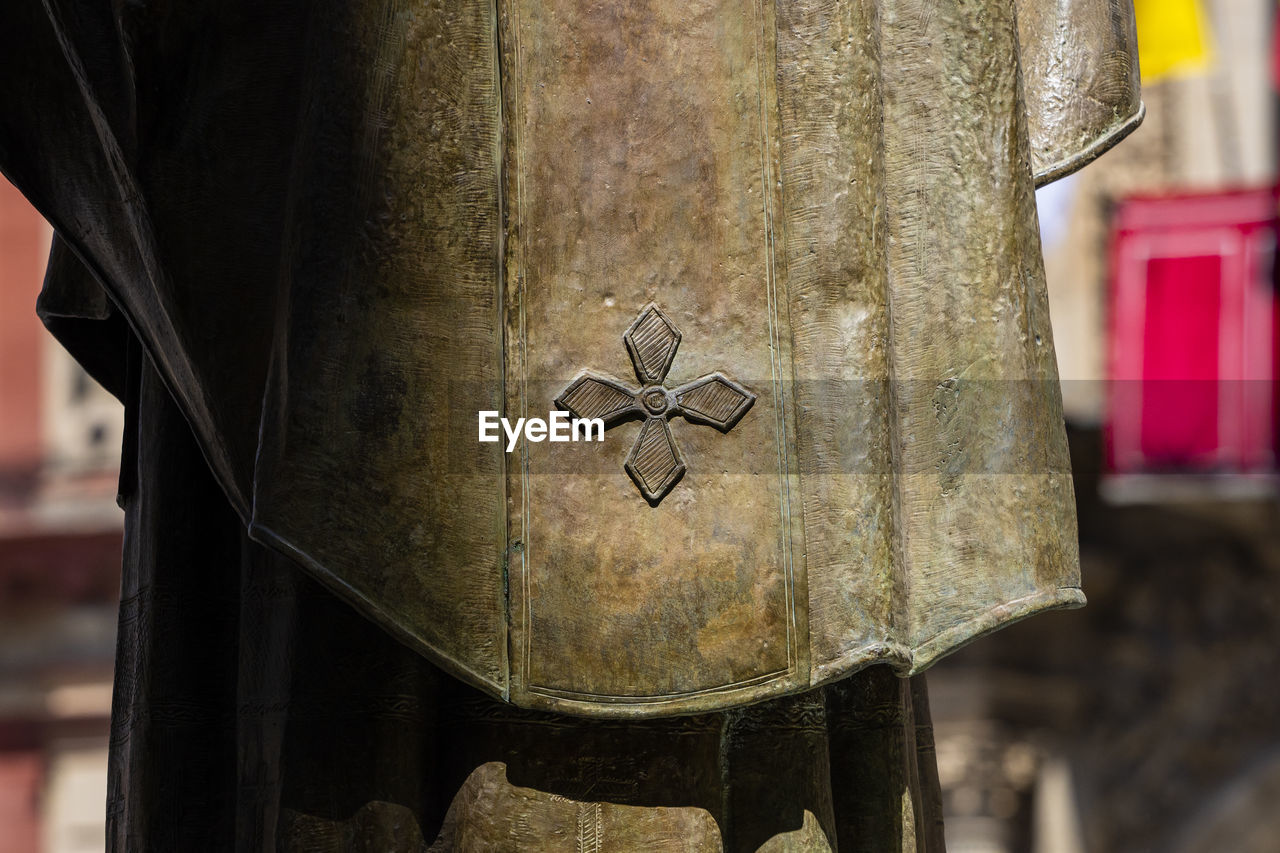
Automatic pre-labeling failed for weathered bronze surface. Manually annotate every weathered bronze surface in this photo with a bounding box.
[1018,0,1145,184]
[3,0,1140,719]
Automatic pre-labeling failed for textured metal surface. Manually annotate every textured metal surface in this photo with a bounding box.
[502,0,801,713]
[1017,0,1144,184]
[497,0,1110,714]
[0,0,1140,718]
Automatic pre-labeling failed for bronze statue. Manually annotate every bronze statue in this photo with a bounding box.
[0,0,1139,847]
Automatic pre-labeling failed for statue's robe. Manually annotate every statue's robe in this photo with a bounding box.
[0,0,1139,847]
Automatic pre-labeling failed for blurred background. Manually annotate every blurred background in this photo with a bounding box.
[928,0,1280,850]
[1,0,1278,851]
[0,176,123,852]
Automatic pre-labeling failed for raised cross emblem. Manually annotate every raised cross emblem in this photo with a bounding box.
[554,304,756,504]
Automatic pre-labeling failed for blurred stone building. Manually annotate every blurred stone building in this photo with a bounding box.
[0,179,122,853]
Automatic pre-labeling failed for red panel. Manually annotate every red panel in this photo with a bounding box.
[1107,188,1278,474]
[0,179,46,474]
[0,751,41,853]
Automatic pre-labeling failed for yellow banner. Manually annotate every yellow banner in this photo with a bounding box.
[1133,0,1213,81]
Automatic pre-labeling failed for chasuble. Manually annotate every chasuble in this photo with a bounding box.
[1,0,1139,716]
[0,0,1140,845]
